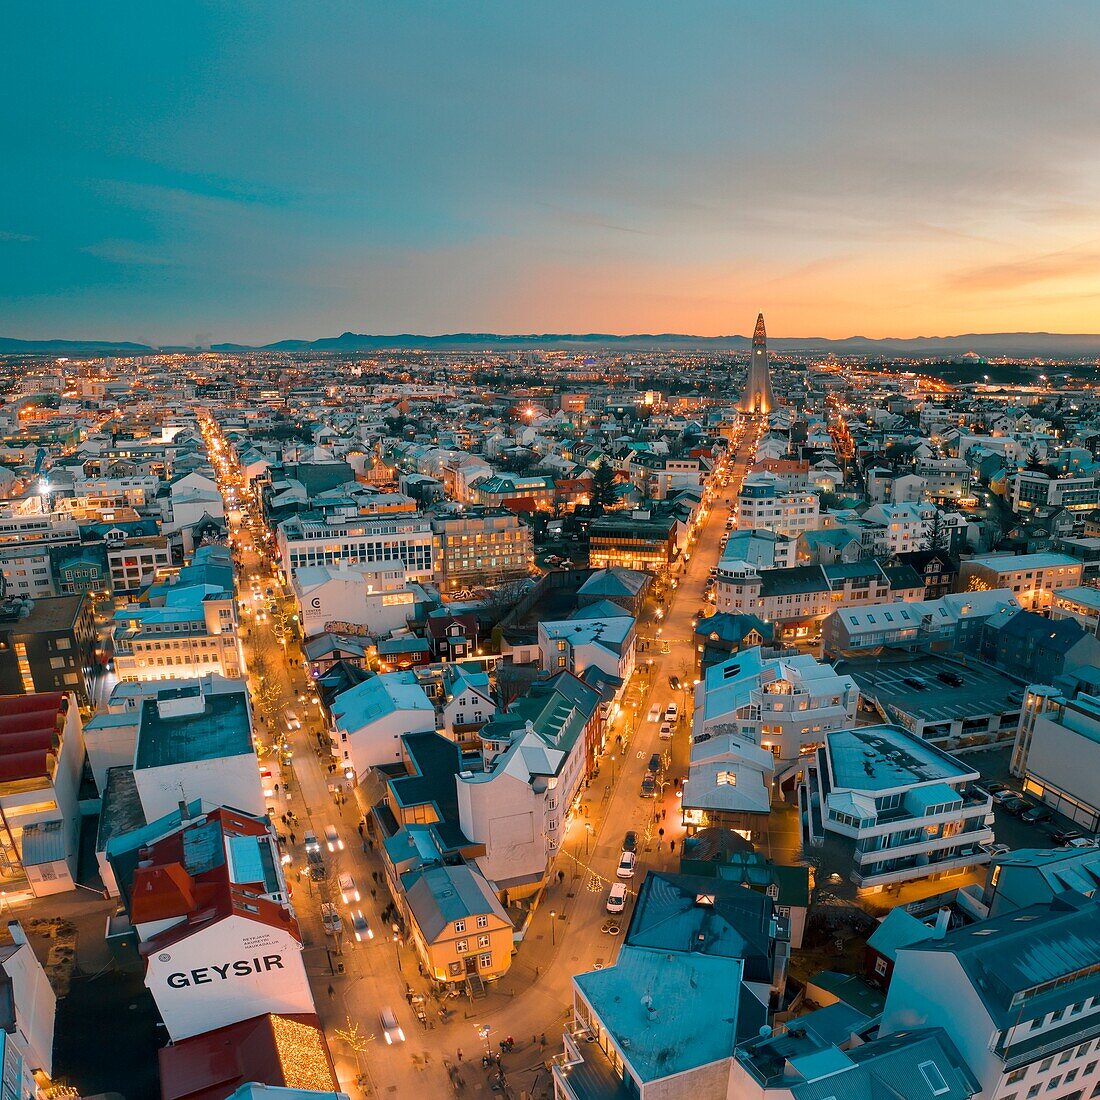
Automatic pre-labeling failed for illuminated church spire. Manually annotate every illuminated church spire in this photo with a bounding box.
[739,312,775,414]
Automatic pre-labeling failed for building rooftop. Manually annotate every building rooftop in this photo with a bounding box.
[404,861,509,942]
[825,724,972,792]
[135,687,252,770]
[0,692,68,784]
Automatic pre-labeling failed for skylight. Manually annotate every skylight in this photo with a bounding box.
[918,1060,950,1096]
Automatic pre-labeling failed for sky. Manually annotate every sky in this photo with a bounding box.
[3,1,1100,345]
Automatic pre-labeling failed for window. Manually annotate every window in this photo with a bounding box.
[478,952,492,970]
[454,920,466,934]
[918,1061,950,1097]
[478,934,490,948]
[455,939,468,953]
[476,915,488,929]
[875,956,888,977]
[716,771,737,787]
[1008,1070,1027,1084]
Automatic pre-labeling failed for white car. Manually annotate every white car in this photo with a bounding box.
[647,704,661,722]
[338,872,359,903]
[283,709,302,730]
[617,851,637,879]
[325,825,344,852]
[380,1007,405,1044]
[664,704,679,722]
[659,723,673,740]
[606,883,627,913]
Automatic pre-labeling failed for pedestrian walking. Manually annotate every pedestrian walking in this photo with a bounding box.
[327,985,335,999]
[457,1048,463,1062]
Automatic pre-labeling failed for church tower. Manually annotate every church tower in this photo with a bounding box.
[738,313,775,414]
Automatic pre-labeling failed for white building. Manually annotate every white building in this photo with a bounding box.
[959,553,1083,613]
[276,511,436,583]
[692,646,859,766]
[330,672,436,776]
[291,561,415,638]
[0,921,57,1097]
[111,806,313,1043]
[881,892,1100,1100]
[133,681,264,821]
[1050,585,1100,637]
[736,473,821,537]
[536,600,635,697]
[1011,687,1100,831]
[808,724,994,892]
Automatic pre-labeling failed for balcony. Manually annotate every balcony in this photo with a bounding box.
[553,1031,633,1100]
[855,826,994,867]
[853,843,992,888]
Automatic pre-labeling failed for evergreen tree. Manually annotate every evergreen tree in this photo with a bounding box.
[1025,445,1044,472]
[592,460,617,507]
[925,509,949,552]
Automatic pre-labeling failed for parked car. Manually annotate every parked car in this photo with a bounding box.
[659,723,673,740]
[1021,804,1053,824]
[321,903,342,935]
[1002,797,1031,816]
[304,831,321,854]
[622,830,638,853]
[984,781,1010,796]
[648,753,662,774]
[380,1007,405,1045]
[937,671,965,687]
[606,883,627,913]
[991,788,1021,805]
[308,850,326,880]
[350,910,373,941]
[664,703,679,721]
[640,774,656,798]
[902,677,927,690]
[1051,827,1084,845]
[1066,837,1099,848]
[617,851,637,879]
[339,872,360,903]
[983,842,1010,855]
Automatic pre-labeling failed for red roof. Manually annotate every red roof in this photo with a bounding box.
[0,693,66,783]
[130,807,301,954]
[158,1012,338,1100]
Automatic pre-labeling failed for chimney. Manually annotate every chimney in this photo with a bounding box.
[178,800,190,822]
[933,907,951,939]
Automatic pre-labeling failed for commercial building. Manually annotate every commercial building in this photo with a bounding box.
[1011,469,1099,513]
[1010,687,1100,831]
[330,671,436,776]
[881,892,1100,1100]
[629,452,702,500]
[276,512,436,583]
[537,600,635,697]
[959,552,1083,613]
[0,693,85,897]
[807,724,994,891]
[587,510,678,572]
[428,506,533,592]
[290,561,415,639]
[113,546,241,683]
[133,681,264,820]
[1051,585,1100,637]
[692,646,858,766]
[0,594,99,706]
[735,473,820,536]
[107,805,311,1043]
[680,730,774,842]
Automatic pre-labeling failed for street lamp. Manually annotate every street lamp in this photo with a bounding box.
[610,755,617,784]
[550,910,556,945]
[585,821,593,855]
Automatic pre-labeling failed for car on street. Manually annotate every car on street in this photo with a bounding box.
[1066,836,1099,848]
[308,850,326,879]
[1021,804,1053,824]
[983,842,1010,855]
[983,781,1010,796]
[606,883,627,913]
[617,851,637,878]
[658,723,673,740]
[991,787,1021,804]
[664,703,678,721]
[623,830,638,853]
[668,675,680,690]
[937,671,965,687]
[321,903,342,935]
[648,705,661,722]
[648,753,662,774]
[283,709,302,730]
[1002,797,1031,816]
[325,825,344,852]
[350,910,373,941]
[640,774,656,797]
[304,831,321,854]
[380,1007,405,1044]
[339,872,360,903]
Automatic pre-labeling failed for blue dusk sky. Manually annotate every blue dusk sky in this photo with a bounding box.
[3,2,1100,344]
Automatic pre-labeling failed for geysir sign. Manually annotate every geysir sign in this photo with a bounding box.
[166,954,284,988]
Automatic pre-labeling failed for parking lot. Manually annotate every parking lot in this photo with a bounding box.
[838,654,1022,725]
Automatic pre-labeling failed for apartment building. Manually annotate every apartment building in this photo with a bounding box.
[0,594,99,706]
[629,451,702,500]
[428,506,533,592]
[959,553,1083,613]
[537,600,636,696]
[918,456,972,500]
[716,559,924,644]
[276,510,435,582]
[808,724,994,892]
[881,892,1100,1100]
[112,546,240,683]
[692,646,859,765]
[736,473,821,536]
[1051,586,1100,637]
[1012,469,1099,513]
[107,536,172,594]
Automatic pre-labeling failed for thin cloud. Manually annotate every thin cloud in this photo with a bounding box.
[949,244,1100,292]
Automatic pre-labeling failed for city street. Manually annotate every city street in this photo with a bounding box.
[200,414,765,1098]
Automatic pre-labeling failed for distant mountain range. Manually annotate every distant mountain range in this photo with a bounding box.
[3,330,1100,358]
